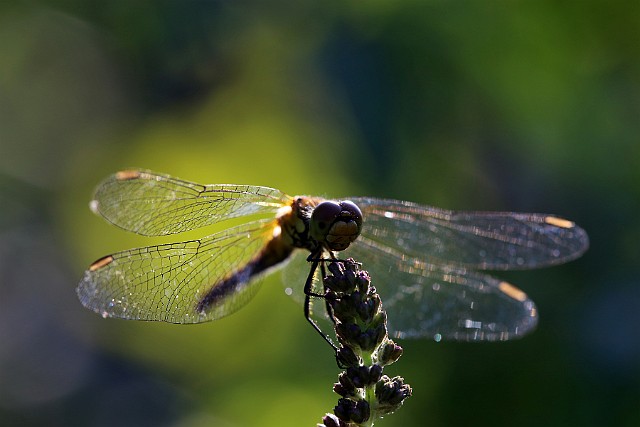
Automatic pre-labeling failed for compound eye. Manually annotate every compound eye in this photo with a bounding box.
[339,200,363,229]
[311,201,342,237]
[310,200,364,251]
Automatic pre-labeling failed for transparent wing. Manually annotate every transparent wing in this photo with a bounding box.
[91,169,292,236]
[280,243,537,341]
[344,238,538,341]
[350,197,589,270]
[281,197,586,341]
[77,219,282,323]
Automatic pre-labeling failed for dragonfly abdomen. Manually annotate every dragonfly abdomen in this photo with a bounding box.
[195,237,295,315]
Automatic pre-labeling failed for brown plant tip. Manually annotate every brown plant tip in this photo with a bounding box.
[335,346,361,368]
[319,413,347,427]
[334,398,370,424]
[378,340,403,366]
[320,258,411,426]
[374,375,413,414]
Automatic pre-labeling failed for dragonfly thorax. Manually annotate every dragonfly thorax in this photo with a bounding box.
[276,196,320,252]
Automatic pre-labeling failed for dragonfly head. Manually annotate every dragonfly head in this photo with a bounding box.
[310,200,363,252]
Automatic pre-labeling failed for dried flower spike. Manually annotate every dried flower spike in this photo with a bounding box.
[318,259,412,427]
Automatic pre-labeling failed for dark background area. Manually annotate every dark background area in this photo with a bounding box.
[1,1,638,426]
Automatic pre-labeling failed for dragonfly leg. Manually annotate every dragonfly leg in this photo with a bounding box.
[304,252,329,298]
[319,260,338,327]
[303,256,337,351]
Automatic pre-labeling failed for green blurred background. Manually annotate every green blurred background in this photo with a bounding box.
[1,1,638,426]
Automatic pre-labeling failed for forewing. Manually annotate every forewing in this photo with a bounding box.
[92,169,291,236]
[351,197,589,270]
[77,219,280,323]
[345,237,538,341]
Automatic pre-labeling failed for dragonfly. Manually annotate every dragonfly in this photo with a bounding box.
[77,169,589,343]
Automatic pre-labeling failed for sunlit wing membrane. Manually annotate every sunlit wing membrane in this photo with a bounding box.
[77,219,280,323]
[91,169,291,236]
[345,238,538,341]
[351,197,589,270]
